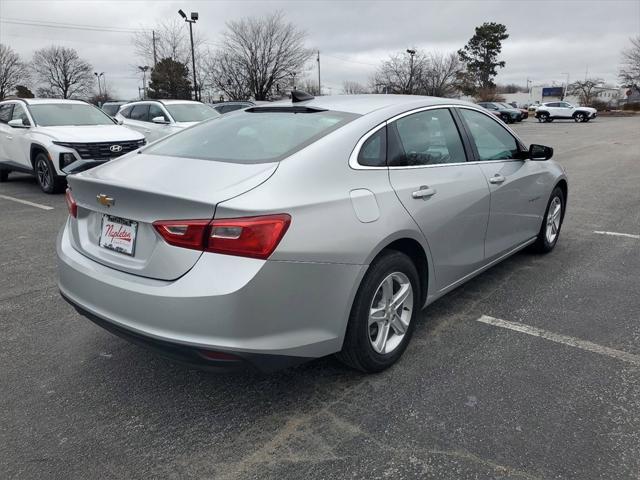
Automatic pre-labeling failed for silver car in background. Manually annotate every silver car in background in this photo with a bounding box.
[58,94,567,373]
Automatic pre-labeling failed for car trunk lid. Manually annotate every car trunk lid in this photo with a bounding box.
[66,153,278,280]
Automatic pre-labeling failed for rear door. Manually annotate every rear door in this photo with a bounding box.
[457,107,547,261]
[124,104,151,138]
[387,107,491,292]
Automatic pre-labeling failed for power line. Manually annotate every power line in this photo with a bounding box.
[0,17,151,33]
[322,53,378,68]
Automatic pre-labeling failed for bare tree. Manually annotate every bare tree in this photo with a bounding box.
[202,49,253,101]
[207,12,312,101]
[0,44,30,99]
[567,78,604,106]
[133,19,203,67]
[421,52,463,97]
[372,50,428,94]
[619,35,640,93]
[32,46,93,99]
[342,80,367,94]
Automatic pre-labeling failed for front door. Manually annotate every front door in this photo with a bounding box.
[458,108,547,261]
[4,103,33,169]
[387,107,491,292]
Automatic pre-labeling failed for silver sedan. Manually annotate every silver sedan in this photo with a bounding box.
[57,94,567,373]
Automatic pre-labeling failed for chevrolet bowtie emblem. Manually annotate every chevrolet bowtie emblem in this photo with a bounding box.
[96,194,115,207]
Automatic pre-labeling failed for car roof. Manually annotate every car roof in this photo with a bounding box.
[270,94,475,116]
[119,99,206,108]
[0,98,88,105]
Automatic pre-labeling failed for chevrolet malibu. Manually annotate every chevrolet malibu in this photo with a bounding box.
[58,94,567,373]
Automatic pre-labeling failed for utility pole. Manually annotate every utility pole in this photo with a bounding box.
[152,30,157,67]
[179,9,199,101]
[406,49,416,94]
[561,72,570,100]
[317,50,321,95]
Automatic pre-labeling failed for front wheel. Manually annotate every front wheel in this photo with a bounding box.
[573,112,586,123]
[35,152,65,194]
[538,112,550,123]
[531,187,565,253]
[337,250,420,373]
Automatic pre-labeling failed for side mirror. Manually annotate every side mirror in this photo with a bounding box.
[529,144,553,161]
[8,118,29,128]
[116,118,124,125]
[152,116,169,124]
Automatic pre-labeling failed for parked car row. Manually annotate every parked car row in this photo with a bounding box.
[0,97,256,193]
[478,100,597,124]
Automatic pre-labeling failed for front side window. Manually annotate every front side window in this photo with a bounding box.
[165,103,219,122]
[358,127,386,167]
[29,103,114,126]
[0,104,13,123]
[459,108,519,161]
[389,108,467,166]
[149,104,169,122]
[130,104,150,121]
[11,104,30,125]
[145,109,357,164]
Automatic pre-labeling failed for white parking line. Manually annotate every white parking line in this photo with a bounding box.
[477,315,640,367]
[0,194,54,211]
[594,230,640,240]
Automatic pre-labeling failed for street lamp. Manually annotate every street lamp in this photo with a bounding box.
[179,9,199,101]
[290,72,297,91]
[138,66,150,99]
[93,72,104,98]
[406,49,416,94]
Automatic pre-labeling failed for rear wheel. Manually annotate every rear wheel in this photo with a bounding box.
[337,250,420,373]
[0,169,8,182]
[34,152,65,194]
[538,112,550,123]
[532,187,565,253]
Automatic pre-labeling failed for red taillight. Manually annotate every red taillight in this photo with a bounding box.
[152,219,210,250]
[65,188,77,218]
[207,214,291,259]
[152,214,291,260]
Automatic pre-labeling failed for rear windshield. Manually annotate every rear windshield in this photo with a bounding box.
[165,103,219,122]
[30,104,115,126]
[145,109,358,164]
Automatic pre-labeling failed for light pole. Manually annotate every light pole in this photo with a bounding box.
[291,72,297,91]
[138,66,149,99]
[179,9,199,101]
[561,72,570,100]
[93,72,103,98]
[406,49,416,94]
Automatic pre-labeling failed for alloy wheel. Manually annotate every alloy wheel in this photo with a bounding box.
[36,158,51,191]
[368,272,414,354]
[545,196,562,245]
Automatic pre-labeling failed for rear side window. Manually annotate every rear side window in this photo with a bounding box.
[0,104,13,123]
[358,127,386,167]
[459,108,519,161]
[130,105,150,121]
[145,109,358,164]
[390,108,467,166]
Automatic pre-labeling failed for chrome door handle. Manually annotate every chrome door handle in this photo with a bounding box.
[6,135,13,140]
[143,129,151,133]
[489,175,506,184]
[412,186,437,199]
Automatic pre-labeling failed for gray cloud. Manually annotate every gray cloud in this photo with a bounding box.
[1,0,638,98]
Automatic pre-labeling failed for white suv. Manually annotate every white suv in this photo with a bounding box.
[534,101,597,123]
[116,100,219,143]
[0,99,146,193]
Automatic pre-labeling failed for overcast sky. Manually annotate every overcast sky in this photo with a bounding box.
[1,0,638,99]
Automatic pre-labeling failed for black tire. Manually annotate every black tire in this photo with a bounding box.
[336,250,420,373]
[538,112,550,123]
[34,152,65,194]
[501,114,512,124]
[573,112,586,123]
[531,186,565,253]
[0,169,8,182]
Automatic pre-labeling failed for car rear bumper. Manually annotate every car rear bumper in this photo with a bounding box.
[57,222,366,371]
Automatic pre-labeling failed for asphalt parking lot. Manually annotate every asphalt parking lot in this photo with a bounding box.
[1,116,639,479]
